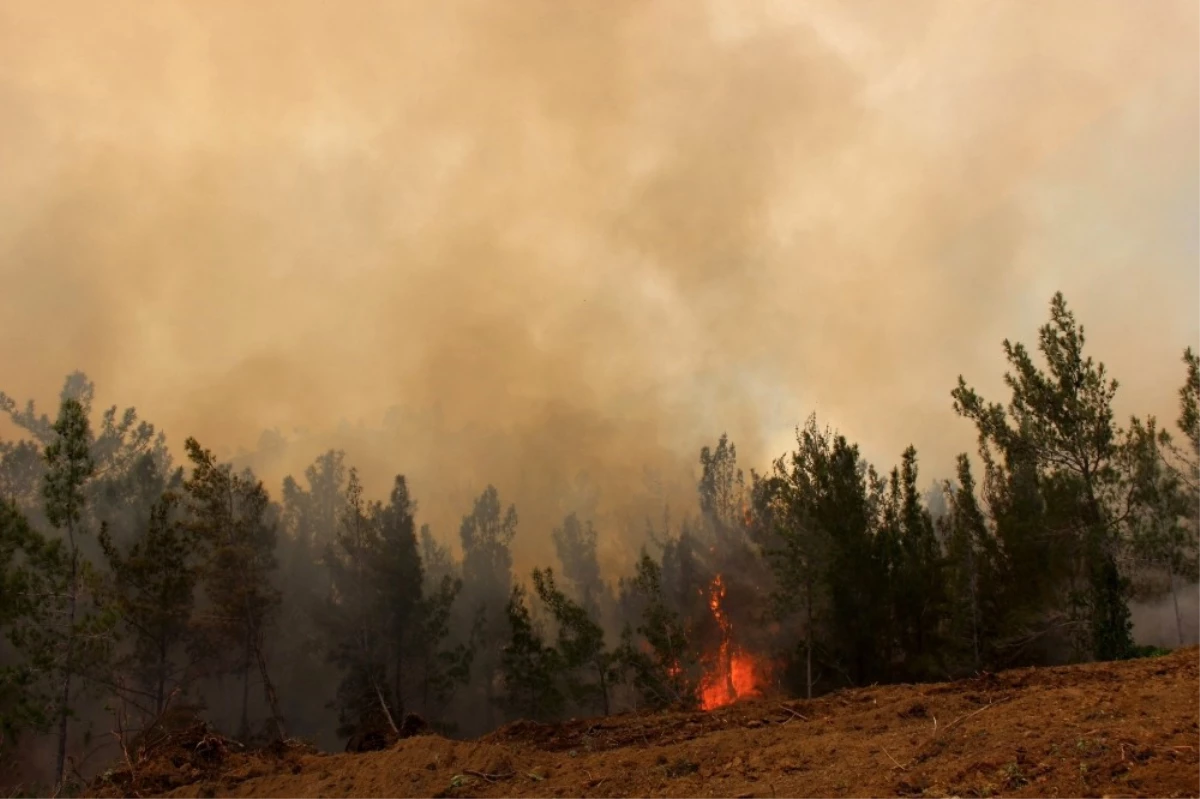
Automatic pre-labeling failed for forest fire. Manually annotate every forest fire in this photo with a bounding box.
[699,574,766,710]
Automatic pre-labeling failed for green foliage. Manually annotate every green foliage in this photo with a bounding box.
[182,437,285,740]
[953,292,1134,662]
[940,455,1002,671]
[0,291,1193,771]
[893,446,947,675]
[531,567,616,715]
[315,470,470,740]
[757,416,833,697]
[615,553,696,710]
[412,574,473,724]
[1123,418,1198,580]
[98,490,200,718]
[374,476,425,712]
[43,399,94,533]
[39,396,116,787]
[699,434,746,537]
[1178,348,1199,457]
[498,584,563,722]
[0,501,52,750]
[0,440,43,510]
[1130,644,1172,659]
[314,468,392,738]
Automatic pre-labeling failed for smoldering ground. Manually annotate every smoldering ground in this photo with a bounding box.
[0,0,1196,576]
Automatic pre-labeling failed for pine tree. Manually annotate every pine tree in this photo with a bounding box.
[411,574,473,727]
[697,434,770,666]
[1173,347,1200,601]
[940,455,1001,671]
[759,416,833,699]
[0,403,116,788]
[98,490,200,719]
[460,486,518,610]
[498,584,563,722]
[316,468,393,739]
[698,434,747,539]
[532,567,616,715]
[819,433,890,685]
[895,446,946,676]
[1177,348,1200,474]
[183,438,285,741]
[0,440,43,510]
[372,476,424,724]
[306,451,349,553]
[458,485,517,729]
[419,524,456,589]
[953,292,1134,661]
[551,513,604,619]
[615,552,696,710]
[43,397,102,786]
[2,373,168,536]
[1122,416,1198,645]
[0,500,51,760]
[660,524,708,632]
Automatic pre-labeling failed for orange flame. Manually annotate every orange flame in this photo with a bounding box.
[700,574,766,710]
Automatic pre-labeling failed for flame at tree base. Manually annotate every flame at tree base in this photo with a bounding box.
[699,574,768,711]
[700,647,764,710]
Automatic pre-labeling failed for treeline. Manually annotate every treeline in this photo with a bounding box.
[0,293,1196,792]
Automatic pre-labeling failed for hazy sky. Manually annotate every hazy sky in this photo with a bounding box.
[1,0,1196,571]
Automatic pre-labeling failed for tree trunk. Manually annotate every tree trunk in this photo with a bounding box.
[55,543,79,788]
[968,542,980,671]
[393,631,406,721]
[1168,564,1184,647]
[251,634,286,741]
[239,635,252,741]
[805,577,813,700]
[422,655,431,719]
[156,637,169,716]
[372,676,400,735]
[599,665,610,716]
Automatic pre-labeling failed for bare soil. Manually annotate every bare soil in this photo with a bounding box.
[93,647,1200,798]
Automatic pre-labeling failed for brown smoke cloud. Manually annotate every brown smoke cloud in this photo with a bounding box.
[0,0,1196,574]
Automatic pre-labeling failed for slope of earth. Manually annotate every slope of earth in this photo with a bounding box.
[94,647,1199,799]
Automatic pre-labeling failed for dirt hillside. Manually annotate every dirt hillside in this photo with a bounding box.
[94,648,1200,798]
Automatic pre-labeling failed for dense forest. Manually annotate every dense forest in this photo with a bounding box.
[1,292,1197,792]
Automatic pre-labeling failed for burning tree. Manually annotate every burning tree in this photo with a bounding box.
[698,573,767,710]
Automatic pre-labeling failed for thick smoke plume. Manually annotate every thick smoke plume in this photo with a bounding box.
[0,1,1196,574]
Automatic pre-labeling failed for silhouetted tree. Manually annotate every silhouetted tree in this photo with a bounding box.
[43,398,105,786]
[316,469,395,738]
[98,490,200,719]
[532,567,616,716]
[458,486,517,728]
[183,438,285,741]
[1122,416,1198,645]
[940,455,1002,672]
[616,552,696,710]
[498,584,562,722]
[551,513,604,618]
[373,475,424,722]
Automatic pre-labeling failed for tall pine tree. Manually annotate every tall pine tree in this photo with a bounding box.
[953,293,1133,661]
[183,438,285,741]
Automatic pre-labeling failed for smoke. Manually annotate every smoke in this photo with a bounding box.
[0,1,1196,575]
[1131,585,1200,649]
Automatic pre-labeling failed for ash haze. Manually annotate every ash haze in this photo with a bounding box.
[0,0,1196,574]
